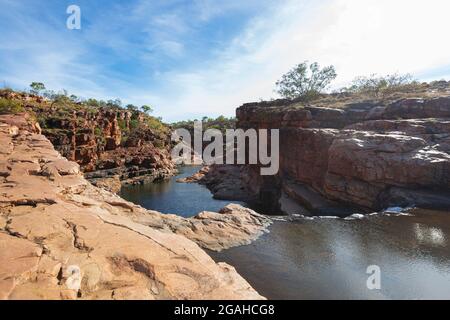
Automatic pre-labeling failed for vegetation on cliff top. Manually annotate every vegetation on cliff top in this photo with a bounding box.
[0,97,24,114]
[339,73,420,98]
[171,115,236,133]
[276,61,337,101]
[274,61,425,103]
[0,83,170,148]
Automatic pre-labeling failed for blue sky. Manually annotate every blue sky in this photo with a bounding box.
[1,0,450,122]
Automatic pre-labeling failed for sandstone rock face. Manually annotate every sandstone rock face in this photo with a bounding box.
[84,138,176,188]
[233,83,450,212]
[46,110,176,187]
[0,90,176,191]
[177,166,210,183]
[0,120,266,300]
[0,113,42,134]
[177,166,254,201]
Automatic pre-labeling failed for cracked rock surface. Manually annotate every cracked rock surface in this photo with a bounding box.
[0,117,268,300]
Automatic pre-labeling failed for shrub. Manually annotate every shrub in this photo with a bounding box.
[107,99,122,109]
[171,116,236,134]
[147,116,166,133]
[275,61,337,101]
[117,119,127,131]
[129,119,139,130]
[0,98,24,114]
[126,104,136,110]
[344,73,419,97]
[37,115,48,129]
[94,127,102,137]
[85,98,106,108]
[0,87,13,95]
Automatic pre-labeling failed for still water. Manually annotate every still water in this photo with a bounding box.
[121,166,450,300]
[120,166,246,217]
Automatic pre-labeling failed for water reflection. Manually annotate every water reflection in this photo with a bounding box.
[210,210,450,299]
[120,167,450,299]
[414,224,446,247]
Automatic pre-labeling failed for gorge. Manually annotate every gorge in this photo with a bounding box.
[125,80,450,299]
[1,80,450,300]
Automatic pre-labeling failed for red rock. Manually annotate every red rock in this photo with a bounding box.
[232,85,450,211]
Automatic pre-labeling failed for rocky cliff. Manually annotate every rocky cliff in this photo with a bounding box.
[198,82,450,215]
[0,90,176,193]
[0,115,270,300]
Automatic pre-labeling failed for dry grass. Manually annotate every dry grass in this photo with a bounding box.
[291,81,450,110]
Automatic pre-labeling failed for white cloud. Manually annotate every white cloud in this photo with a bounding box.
[2,0,450,122]
[152,0,450,121]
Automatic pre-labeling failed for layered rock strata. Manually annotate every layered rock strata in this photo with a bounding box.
[43,109,176,187]
[0,90,176,190]
[236,83,450,213]
[189,83,450,214]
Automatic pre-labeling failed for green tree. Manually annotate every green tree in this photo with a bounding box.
[276,61,337,101]
[126,104,138,112]
[86,98,101,107]
[107,99,122,109]
[141,105,153,114]
[30,82,46,95]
